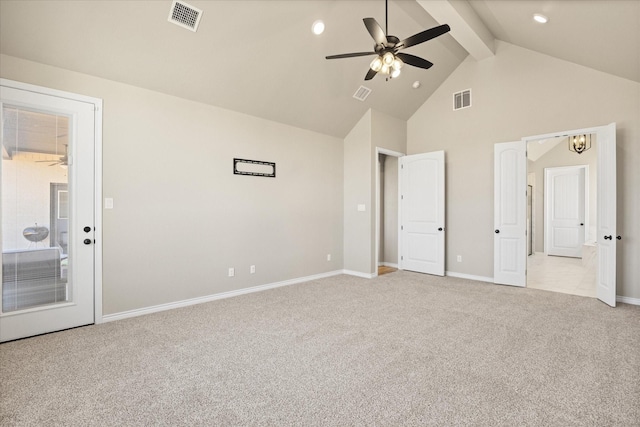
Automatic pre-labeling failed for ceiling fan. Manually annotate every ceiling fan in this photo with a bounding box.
[325,0,450,81]
[36,144,68,166]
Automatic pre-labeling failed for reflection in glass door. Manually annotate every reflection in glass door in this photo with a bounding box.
[1,81,98,342]
[2,106,70,312]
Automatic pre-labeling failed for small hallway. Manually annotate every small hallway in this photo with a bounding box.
[527,252,596,298]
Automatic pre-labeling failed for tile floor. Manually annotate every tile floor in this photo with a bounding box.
[527,252,596,298]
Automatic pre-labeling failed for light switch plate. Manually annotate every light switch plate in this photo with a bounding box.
[357,204,366,212]
[104,198,114,209]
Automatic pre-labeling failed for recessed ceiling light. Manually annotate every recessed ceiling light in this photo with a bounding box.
[412,81,421,89]
[533,14,548,24]
[312,20,325,35]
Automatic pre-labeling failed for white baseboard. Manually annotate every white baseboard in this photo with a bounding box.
[445,271,494,283]
[101,270,344,323]
[343,269,376,279]
[100,269,640,324]
[617,295,640,306]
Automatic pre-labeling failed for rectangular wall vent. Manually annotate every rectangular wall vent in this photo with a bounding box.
[453,89,471,110]
[168,0,203,32]
[353,86,372,101]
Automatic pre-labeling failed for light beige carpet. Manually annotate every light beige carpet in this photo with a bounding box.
[1,271,639,426]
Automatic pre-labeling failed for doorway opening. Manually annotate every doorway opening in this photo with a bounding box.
[526,134,597,298]
[376,148,403,277]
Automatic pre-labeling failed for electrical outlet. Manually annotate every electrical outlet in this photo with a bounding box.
[457,255,462,263]
[228,268,235,277]
[327,254,331,261]
[250,265,255,274]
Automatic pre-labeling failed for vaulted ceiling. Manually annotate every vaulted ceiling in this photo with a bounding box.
[1,0,638,138]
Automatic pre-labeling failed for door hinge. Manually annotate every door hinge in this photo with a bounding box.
[401,195,404,200]
[401,225,404,230]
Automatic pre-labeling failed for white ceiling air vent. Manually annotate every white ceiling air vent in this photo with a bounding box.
[168,0,202,32]
[353,86,372,102]
[453,89,471,110]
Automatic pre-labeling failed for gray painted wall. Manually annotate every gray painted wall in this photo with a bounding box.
[407,41,640,299]
[343,109,406,276]
[1,54,344,315]
[343,111,372,274]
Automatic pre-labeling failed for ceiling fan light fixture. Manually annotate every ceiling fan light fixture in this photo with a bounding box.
[370,57,383,72]
[391,68,401,79]
[324,0,450,81]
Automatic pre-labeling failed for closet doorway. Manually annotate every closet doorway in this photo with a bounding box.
[376,149,402,276]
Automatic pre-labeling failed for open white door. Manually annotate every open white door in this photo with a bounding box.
[596,123,616,306]
[494,141,526,286]
[399,151,445,276]
[545,166,587,258]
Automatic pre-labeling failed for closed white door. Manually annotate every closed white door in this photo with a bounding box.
[399,151,445,276]
[545,166,586,258]
[0,83,97,342]
[596,123,617,307]
[494,141,526,287]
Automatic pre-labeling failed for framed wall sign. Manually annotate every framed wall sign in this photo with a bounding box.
[233,158,276,178]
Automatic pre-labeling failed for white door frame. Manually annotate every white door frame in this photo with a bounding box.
[543,165,589,256]
[1,78,103,324]
[374,147,404,277]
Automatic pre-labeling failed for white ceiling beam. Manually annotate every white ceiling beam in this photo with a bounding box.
[417,0,495,61]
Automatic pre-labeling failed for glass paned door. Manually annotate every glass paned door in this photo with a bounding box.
[2,106,71,313]
[0,83,96,342]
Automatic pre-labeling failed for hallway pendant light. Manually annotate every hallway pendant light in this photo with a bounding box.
[568,134,591,154]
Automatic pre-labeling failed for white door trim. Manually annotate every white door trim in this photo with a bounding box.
[1,78,103,323]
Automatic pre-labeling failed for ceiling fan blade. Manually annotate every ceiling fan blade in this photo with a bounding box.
[363,18,387,46]
[364,68,378,81]
[396,24,451,50]
[326,52,377,60]
[396,53,433,69]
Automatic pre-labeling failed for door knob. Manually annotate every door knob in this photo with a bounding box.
[604,235,612,240]
[495,229,500,234]
[438,227,443,231]
[83,239,92,245]
[83,226,92,233]
[617,236,622,240]
[580,223,584,226]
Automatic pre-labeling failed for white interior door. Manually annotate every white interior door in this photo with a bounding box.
[0,83,97,341]
[399,151,445,276]
[494,141,526,287]
[545,166,586,258]
[596,123,616,307]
